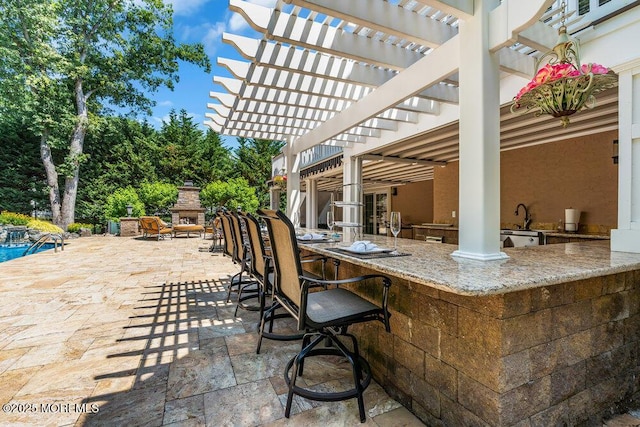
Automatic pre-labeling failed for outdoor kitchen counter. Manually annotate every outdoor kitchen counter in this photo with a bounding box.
[298,233,640,425]
[298,234,640,296]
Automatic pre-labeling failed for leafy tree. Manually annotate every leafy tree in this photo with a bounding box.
[0,116,48,215]
[0,0,210,229]
[77,116,159,223]
[233,138,285,207]
[193,129,234,184]
[104,187,144,221]
[137,182,178,216]
[200,178,260,214]
[157,109,202,184]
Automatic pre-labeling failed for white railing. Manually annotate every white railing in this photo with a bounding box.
[299,145,343,169]
[558,0,632,30]
[272,145,343,178]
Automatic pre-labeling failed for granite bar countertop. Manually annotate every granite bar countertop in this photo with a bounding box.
[412,224,458,230]
[298,233,640,296]
[543,231,610,239]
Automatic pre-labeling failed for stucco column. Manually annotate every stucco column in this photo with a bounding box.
[305,178,318,229]
[342,148,363,242]
[269,188,280,210]
[611,62,640,253]
[285,143,302,226]
[451,0,507,261]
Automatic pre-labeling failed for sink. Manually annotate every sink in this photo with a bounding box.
[500,229,544,247]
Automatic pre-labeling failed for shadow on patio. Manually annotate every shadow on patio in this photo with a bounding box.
[79,277,416,426]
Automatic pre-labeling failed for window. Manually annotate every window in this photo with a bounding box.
[578,0,590,15]
[599,0,611,5]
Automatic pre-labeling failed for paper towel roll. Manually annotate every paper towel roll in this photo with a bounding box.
[564,209,580,232]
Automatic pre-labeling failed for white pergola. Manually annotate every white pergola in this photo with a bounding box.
[206,0,640,259]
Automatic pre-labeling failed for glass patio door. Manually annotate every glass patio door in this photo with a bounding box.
[364,192,388,235]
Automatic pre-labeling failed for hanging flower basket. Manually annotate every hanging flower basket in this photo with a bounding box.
[273,174,287,190]
[511,62,617,127]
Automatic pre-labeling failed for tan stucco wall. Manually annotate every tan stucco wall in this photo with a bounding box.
[433,130,619,233]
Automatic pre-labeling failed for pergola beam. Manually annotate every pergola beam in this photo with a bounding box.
[223,33,396,86]
[412,0,474,20]
[290,36,460,153]
[283,0,457,48]
[230,0,426,71]
[489,0,556,51]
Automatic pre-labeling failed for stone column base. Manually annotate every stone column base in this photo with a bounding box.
[120,218,140,237]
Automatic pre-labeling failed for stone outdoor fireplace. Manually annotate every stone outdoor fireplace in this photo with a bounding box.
[170,181,205,226]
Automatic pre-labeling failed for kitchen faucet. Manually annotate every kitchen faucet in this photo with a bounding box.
[515,203,532,230]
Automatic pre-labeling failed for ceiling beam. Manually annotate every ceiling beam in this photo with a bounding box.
[361,154,446,166]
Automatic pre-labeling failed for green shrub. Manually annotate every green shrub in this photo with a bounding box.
[200,178,259,213]
[138,182,178,215]
[0,211,31,226]
[104,187,145,220]
[68,222,93,233]
[26,219,64,233]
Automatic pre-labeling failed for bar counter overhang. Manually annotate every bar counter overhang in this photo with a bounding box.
[298,235,640,426]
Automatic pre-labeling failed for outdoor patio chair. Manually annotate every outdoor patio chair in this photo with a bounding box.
[228,210,261,313]
[237,212,275,318]
[217,210,258,308]
[218,210,248,301]
[139,216,173,240]
[258,209,392,423]
[205,217,223,251]
[239,212,312,353]
[217,210,234,261]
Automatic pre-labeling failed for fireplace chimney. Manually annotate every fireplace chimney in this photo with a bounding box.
[170,182,205,225]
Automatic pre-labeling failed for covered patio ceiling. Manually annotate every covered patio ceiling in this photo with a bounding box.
[305,87,618,192]
[205,0,617,191]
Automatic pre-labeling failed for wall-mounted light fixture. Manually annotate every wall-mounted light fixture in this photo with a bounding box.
[612,139,619,164]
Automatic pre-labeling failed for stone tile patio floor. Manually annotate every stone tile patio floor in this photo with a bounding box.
[0,235,638,427]
[0,235,422,427]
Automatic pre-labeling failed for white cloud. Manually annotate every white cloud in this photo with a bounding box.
[202,21,226,56]
[152,115,167,126]
[228,13,249,32]
[158,100,173,107]
[164,0,211,17]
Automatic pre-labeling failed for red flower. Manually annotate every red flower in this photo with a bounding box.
[581,63,609,74]
[514,63,584,101]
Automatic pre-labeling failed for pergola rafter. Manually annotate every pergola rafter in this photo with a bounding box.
[205,0,583,165]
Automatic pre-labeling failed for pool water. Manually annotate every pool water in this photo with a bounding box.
[0,243,55,263]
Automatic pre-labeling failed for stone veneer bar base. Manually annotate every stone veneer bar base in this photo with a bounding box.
[305,256,640,426]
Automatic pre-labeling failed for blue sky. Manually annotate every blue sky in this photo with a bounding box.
[147,0,276,147]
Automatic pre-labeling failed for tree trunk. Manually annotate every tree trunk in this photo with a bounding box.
[40,130,62,226]
[60,79,89,230]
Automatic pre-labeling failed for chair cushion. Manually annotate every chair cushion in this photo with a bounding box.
[173,225,204,233]
[305,287,381,327]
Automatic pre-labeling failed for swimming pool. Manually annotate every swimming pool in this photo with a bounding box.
[0,243,55,263]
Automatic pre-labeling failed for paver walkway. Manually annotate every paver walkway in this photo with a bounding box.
[0,235,423,426]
